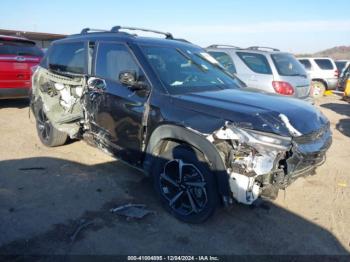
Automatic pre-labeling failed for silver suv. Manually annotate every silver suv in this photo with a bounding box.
[206,45,312,102]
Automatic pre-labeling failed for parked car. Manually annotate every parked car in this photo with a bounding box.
[206,45,312,102]
[343,77,350,101]
[335,60,350,78]
[335,60,350,90]
[338,63,350,92]
[31,27,332,223]
[298,57,338,98]
[0,35,43,99]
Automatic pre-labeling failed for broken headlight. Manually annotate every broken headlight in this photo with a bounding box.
[240,129,292,151]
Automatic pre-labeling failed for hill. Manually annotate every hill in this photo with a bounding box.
[296,45,350,60]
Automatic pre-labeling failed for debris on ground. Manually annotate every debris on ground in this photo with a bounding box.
[70,220,95,243]
[110,204,154,219]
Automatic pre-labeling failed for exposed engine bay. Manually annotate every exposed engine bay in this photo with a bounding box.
[207,121,331,204]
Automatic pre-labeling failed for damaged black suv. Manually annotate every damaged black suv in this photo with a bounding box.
[31,26,332,223]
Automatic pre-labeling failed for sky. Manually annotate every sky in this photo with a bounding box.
[1,0,349,53]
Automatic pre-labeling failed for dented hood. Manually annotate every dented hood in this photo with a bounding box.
[172,88,328,137]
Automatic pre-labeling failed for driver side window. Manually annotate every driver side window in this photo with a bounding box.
[95,43,142,82]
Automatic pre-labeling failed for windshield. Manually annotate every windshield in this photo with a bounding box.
[271,53,306,77]
[141,46,240,94]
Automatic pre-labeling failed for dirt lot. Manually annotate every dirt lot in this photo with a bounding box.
[0,95,349,256]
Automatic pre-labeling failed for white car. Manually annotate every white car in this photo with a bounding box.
[298,57,338,98]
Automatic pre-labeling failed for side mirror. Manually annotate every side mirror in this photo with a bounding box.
[119,70,147,91]
[87,77,106,90]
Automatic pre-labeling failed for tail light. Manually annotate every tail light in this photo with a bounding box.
[272,81,294,96]
[335,69,339,78]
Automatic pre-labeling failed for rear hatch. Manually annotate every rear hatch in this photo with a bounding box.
[0,37,43,89]
[271,53,311,99]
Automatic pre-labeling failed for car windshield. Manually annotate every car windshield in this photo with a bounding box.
[0,40,43,57]
[271,53,307,77]
[141,46,240,94]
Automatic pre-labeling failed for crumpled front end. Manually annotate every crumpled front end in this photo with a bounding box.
[207,120,332,205]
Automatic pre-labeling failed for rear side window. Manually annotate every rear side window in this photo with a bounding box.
[335,61,346,72]
[48,42,86,74]
[299,59,312,70]
[0,39,43,57]
[271,54,306,76]
[237,52,272,74]
[208,51,236,74]
[314,59,334,70]
[95,42,141,82]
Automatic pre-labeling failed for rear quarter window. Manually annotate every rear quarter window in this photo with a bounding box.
[48,42,86,74]
[236,52,272,74]
[314,59,334,70]
[208,51,236,74]
[0,39,43,57]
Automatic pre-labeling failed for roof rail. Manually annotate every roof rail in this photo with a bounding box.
[80,28,109,34]
[111,26,173,39]
[247,46,280,52]
[207,44,241,49]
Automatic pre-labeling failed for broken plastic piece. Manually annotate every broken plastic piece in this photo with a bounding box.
[110,204,154,219]
[279,114,302,137]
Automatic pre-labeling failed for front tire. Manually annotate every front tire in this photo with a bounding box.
[152,145,219,223]
[35,108,67,147]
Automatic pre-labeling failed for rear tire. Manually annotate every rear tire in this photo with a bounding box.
[311,81,326,99]
[152,145,219,223]
[35,107,67,147]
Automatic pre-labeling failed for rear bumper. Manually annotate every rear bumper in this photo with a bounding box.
[0,87,30,99]
[325,78,338,90]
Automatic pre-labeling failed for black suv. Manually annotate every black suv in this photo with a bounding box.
[31,26,332,223]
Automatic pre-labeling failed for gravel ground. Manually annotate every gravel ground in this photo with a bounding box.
[0,95,349,255]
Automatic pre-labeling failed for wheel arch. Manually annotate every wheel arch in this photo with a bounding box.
[312,78,328,89]
[143,124,232,200]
